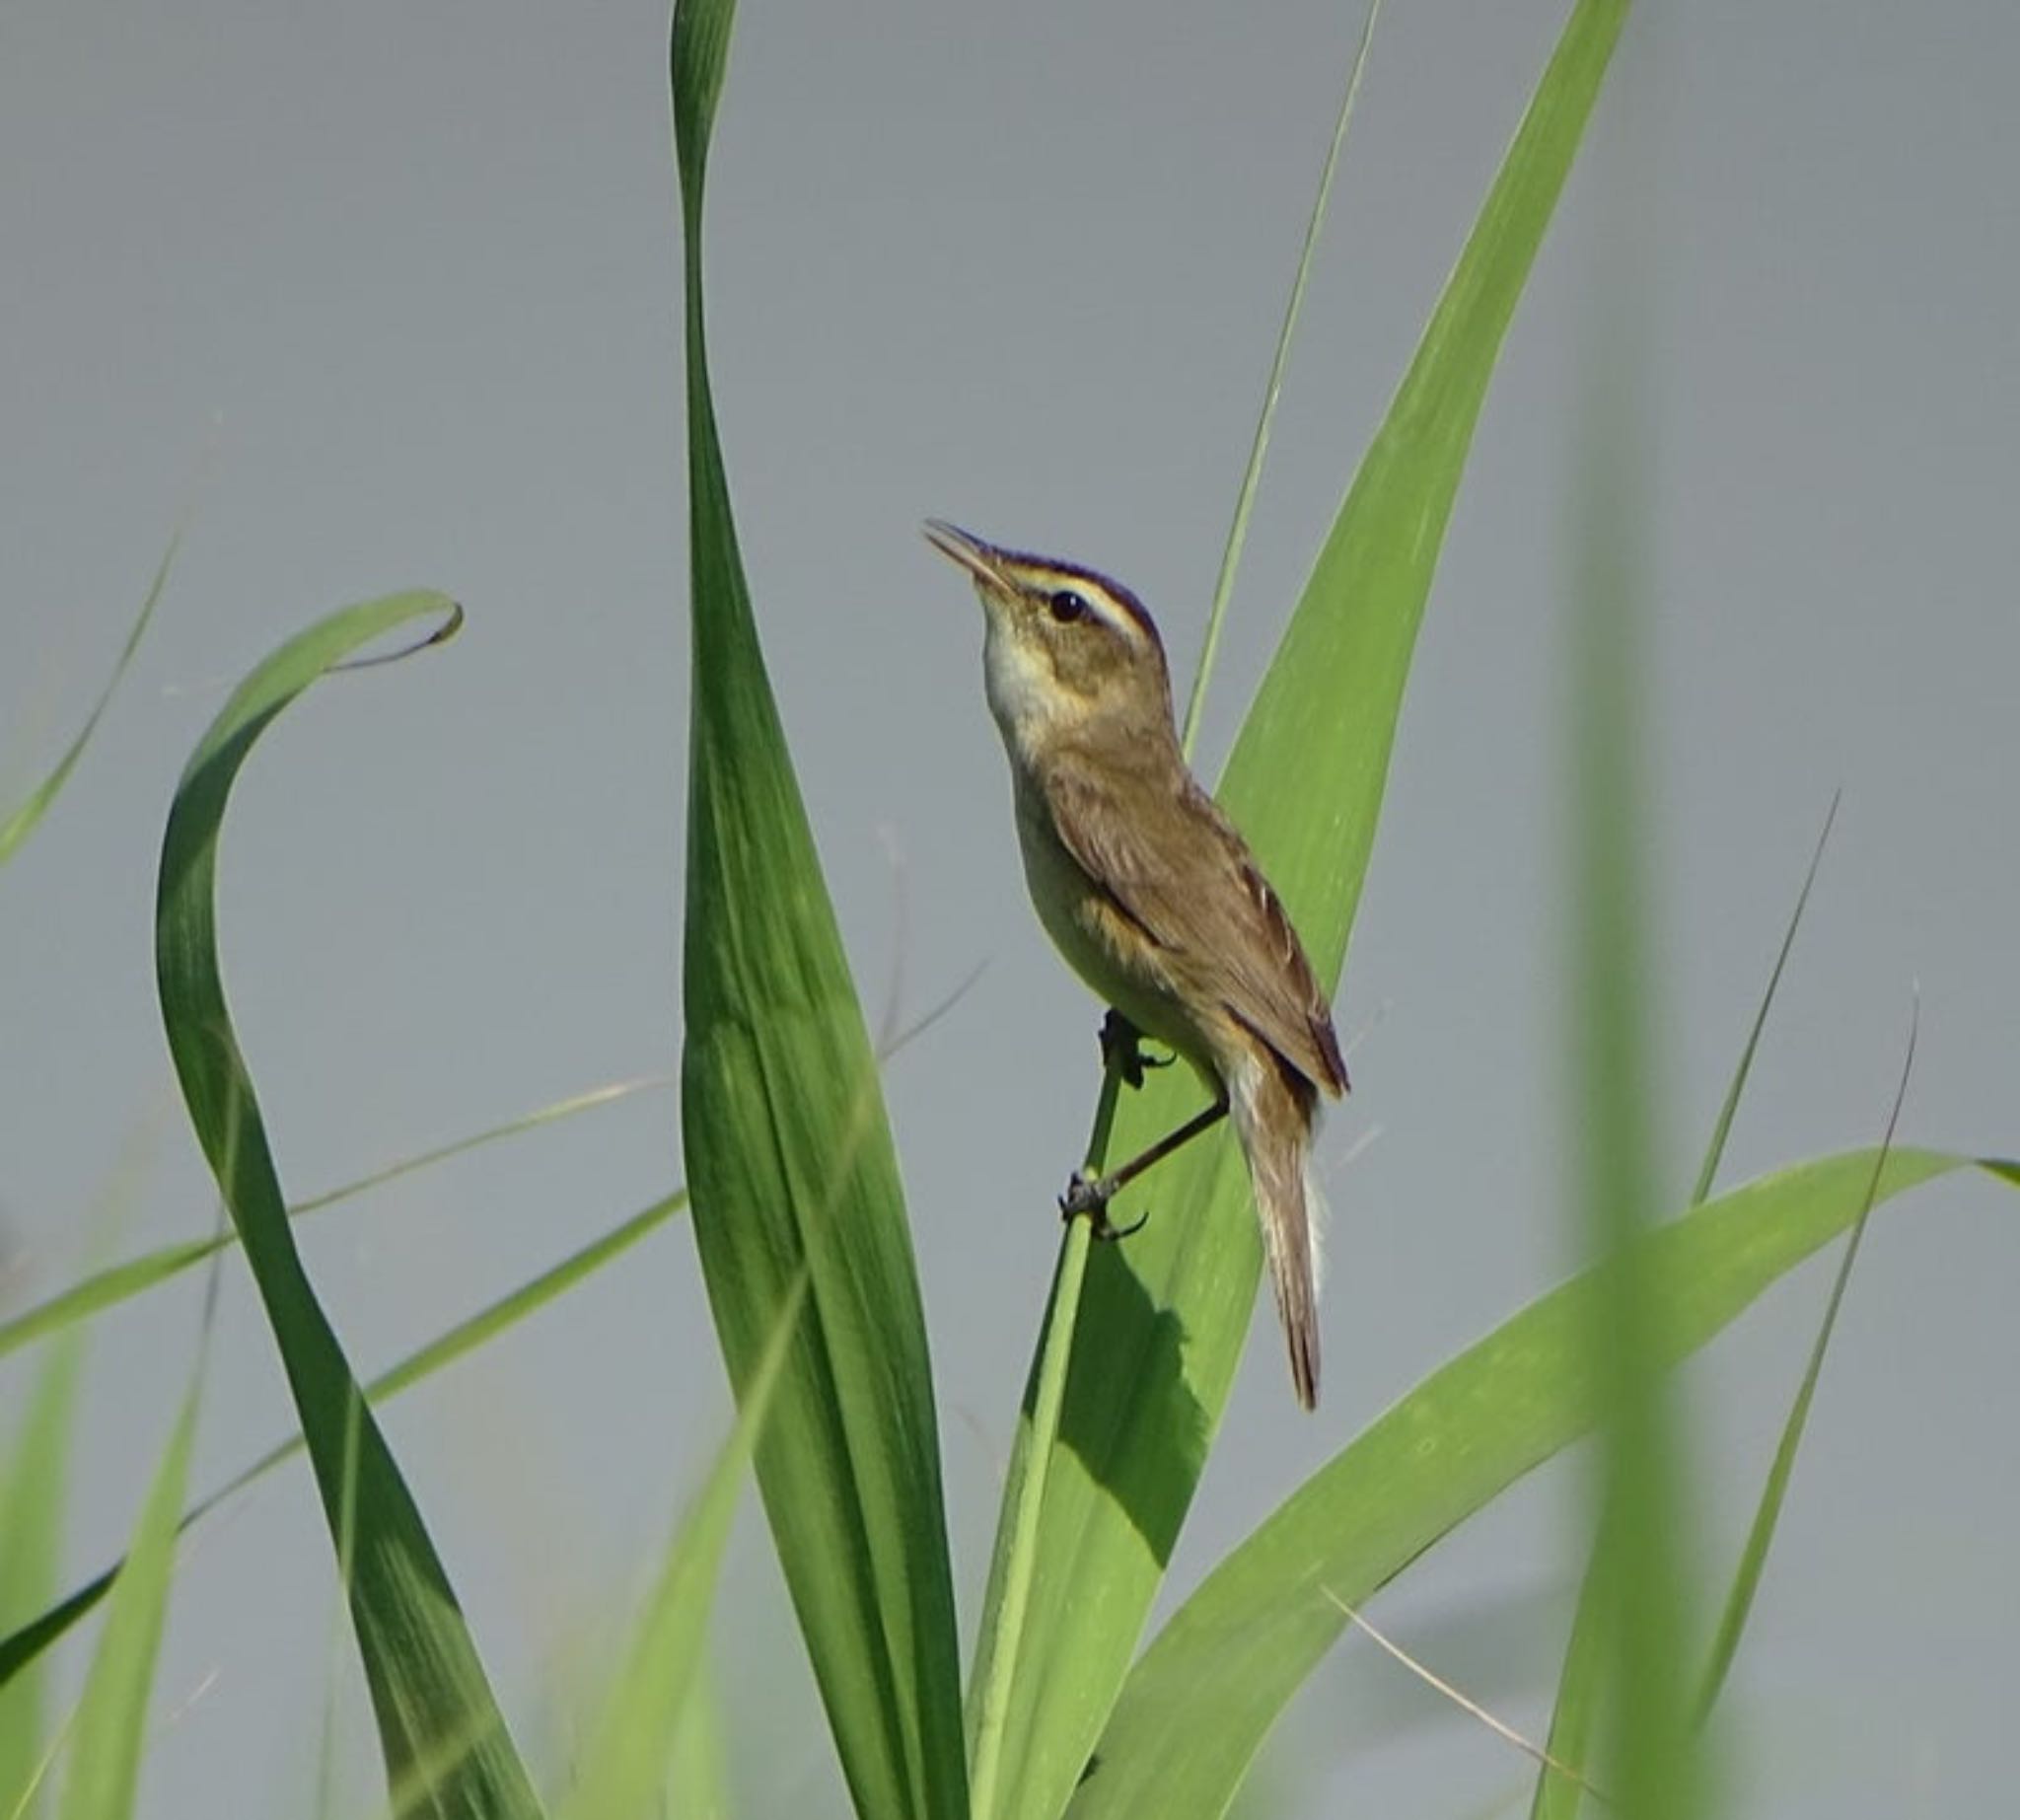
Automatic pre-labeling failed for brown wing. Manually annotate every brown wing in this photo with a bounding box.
[1043,758,1347,1097]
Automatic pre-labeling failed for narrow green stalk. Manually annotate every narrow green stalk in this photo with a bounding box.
[968,1071,1121,1820]
[1181,0,1383,760]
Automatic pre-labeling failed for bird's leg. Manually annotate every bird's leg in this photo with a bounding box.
[1098,1007,1175,1090]
[1060,1094,1231,1241]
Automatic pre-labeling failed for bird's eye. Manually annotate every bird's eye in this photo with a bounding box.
[1048,589,1090,623]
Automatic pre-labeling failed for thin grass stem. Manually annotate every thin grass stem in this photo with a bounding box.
[968,1070,1121,1820]
[1181,0,1382,761]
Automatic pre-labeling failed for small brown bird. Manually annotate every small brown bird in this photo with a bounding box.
[924,521,1347,1408]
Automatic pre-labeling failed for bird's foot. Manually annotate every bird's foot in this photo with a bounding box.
[1099,1009,1174,1091]
[1059,1170,1150,1241]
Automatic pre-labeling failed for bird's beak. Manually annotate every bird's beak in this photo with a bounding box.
[922,519,1010,591]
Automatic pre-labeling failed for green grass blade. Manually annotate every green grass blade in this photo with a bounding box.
[0,1076,668,1369]
[1691,1010,1918,1728]
[1181,0,1383,753]
[1562,355,1699,1820]
[1528,1503,1623,1820]
[154,591,541,1818]
[562,1273,806,1820]
[1070,1147,2014,1818]
[0,529,179,869]
[1689,796,1839,1206]
[974,8,1630,1816]
[1530,797,1838,1819]
[0,1244,223,1367]
[0,1332,88,1818]
[672,8,966,1817]
[53,1348,202,1820]
[0,1189,685,1707]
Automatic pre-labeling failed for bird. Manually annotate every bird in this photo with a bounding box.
[923,520,1347,1409]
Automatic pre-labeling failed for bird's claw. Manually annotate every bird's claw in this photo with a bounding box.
[1059,1170,1150,1241]
[1099,1009,1174,1091]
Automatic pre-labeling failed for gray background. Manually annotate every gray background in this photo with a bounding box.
[3,2,2015,1814]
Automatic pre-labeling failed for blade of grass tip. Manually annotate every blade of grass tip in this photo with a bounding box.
[1180,0,1384,759]
[0,1074,670,1370]
[155,591,540,1816]
[563,1273,807,1820]
[1692,996,1919,1730]
[674,3,967,1816]
[0,521,182,869]
[1689,791,1840,1206]
[1530,790,1840,1818]
[990,8,1633,1817]
[53,1250,221,1820]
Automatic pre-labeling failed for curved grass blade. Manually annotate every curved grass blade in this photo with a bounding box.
[0,1188,685,1705]
[672,5,967,1818]
[974,7,1632,1816]
[562,1273,806,1820]
[155,592,540,1817]
[0,1076,669,1368]
[1070,1147,2016,1818]
[0,530,179,870]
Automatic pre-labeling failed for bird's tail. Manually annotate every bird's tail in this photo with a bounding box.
[1230,1051,1324,1410]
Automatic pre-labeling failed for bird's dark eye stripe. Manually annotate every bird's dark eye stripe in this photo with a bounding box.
[1048,589,1090,623]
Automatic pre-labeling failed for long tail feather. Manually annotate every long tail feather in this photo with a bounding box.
[1230,1052,1323,1409]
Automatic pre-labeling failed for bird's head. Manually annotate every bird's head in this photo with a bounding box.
[922,520,1175,761]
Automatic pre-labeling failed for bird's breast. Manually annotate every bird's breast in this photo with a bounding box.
[1009,777,1218,1078]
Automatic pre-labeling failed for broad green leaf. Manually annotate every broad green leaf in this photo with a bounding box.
[974,7,1631,1816]
[154,592,541,1818]
[0,1190,686,1704]
[0,1331,87,1817]
[0,1077,667,1368]
[672,6,967,1818]
[1070,1147,2015,1817]
[0,530,177,869]
[563,1274,804,1820]
[54,1360,201,1820]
